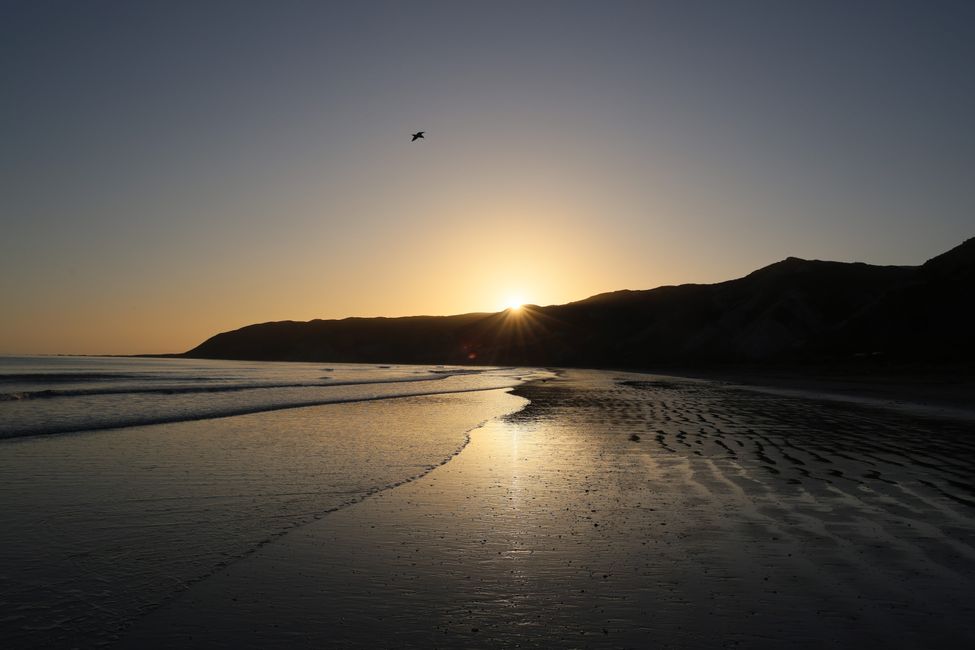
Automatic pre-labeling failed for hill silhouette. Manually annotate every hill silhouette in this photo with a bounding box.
[184,238,975,368]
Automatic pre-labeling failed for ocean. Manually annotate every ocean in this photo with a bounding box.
[0,356,547,646]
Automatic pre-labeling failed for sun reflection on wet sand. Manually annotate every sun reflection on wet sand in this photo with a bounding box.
[122,370,975,648]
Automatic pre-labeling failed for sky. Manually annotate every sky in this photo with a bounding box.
[2,0,973,354]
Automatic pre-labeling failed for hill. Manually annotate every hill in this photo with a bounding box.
[184,238,975,368]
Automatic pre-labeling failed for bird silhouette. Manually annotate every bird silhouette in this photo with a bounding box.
[411,131,425,141]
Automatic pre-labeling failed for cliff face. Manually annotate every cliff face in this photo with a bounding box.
[185,238,974,367]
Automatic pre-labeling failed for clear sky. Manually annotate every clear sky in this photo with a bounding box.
[2,0,973,354]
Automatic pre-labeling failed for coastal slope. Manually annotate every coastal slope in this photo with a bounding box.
[184,237,974,367]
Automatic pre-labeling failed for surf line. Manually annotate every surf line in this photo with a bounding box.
[1,384,525,441]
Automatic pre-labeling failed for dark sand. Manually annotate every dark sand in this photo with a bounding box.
[649,367,975,421]
[121,369,975,648]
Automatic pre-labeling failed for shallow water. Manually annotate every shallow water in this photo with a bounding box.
[0,356,532,438]
[0,357,546,647]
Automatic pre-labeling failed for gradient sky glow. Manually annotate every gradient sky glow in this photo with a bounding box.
[2,0,973,354]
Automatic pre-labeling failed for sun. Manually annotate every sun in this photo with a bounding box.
[503,295,525,312]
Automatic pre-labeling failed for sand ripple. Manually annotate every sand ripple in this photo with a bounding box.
[119,370,975,648]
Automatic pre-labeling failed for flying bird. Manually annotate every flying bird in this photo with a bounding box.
[411,131,425,141]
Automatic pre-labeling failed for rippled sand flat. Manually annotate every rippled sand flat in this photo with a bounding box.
[121,369,975,648]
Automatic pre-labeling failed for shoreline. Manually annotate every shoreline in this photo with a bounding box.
[638,368,975,423]
[120,369,975,648]
[0,384,529,649]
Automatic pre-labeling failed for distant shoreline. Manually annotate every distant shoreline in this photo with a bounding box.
[169,355,975,417]
[639,363,975,420]
[640,367,975,422]
[8,352,972,418]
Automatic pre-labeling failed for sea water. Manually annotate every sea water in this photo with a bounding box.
[0,356,546,647]
[0,355,539,439]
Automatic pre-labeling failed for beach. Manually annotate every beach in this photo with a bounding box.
[0,359,539,647]
[118,369,975,648]
[7,2,974,647]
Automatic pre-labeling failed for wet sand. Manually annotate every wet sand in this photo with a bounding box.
[649,367,975,421]
[121,369,975,648]
[0,389,526,648]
